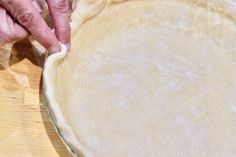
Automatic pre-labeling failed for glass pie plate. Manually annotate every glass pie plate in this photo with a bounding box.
[43,74,81,157]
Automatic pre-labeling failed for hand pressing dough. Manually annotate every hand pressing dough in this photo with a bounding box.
[44,0,236,157]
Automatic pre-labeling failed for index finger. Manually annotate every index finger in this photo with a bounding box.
[0,0,61,53]
[47,0,71,50]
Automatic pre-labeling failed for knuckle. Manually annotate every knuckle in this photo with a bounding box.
[0,0,12,6]
[52,0,69,13]
[16,10,34,27]
[0,0,15,11]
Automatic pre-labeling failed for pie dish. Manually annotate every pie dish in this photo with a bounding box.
[44,0,236,157]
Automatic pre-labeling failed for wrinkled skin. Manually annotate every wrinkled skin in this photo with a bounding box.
[0,0,71,53]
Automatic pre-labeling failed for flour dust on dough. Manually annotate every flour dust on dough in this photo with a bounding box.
[44,0,236,157]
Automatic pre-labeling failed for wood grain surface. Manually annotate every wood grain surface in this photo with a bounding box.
[0,42,68,157]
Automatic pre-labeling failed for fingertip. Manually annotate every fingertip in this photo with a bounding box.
[64,42,71,52]
[48,44,61,53]
[56,25,71,48]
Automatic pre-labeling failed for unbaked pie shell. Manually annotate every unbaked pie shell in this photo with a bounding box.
[44,0,236,157]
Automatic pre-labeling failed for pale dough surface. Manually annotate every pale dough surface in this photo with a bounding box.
[44,0,236,157]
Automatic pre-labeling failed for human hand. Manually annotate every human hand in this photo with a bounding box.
[0,0,71,53]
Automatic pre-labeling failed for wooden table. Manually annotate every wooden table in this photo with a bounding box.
[0,42,68,157]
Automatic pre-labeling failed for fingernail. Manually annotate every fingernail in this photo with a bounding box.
[48,45,61,53]
[65,42,71,52]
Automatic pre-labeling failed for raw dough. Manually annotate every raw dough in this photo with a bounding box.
[44,0,236,157]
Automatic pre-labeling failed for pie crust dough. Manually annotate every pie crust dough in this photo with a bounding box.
[44,0,236,156]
